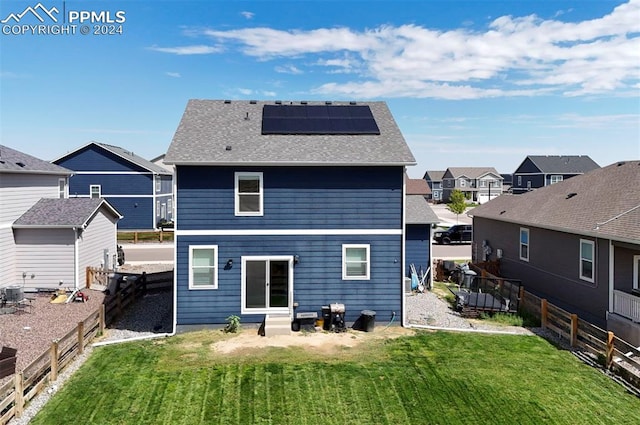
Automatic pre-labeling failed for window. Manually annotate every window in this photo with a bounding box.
[580,240,595,282]
[550,175,563,184]
[235,172,263,216]
[342,244,370,280]
[633,255,640,290]
[167,198,173,217]
[527,181,531,190]
[189,245,218,289]
[58,178,66,199]
[519,228,529,261]
[459,179,466,187]
[480,180,487,188]
[517,176,522,186]
[155,176,161,192]
[90,185,101,198]
[434,182,441,189]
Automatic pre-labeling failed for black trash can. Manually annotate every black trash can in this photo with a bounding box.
[321,305,331,331]
[360,310,376,332]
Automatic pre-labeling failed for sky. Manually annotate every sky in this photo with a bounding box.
[0,0,638,178]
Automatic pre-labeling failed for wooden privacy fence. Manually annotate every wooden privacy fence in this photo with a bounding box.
[470,263,640,391]
[0,270,172,424]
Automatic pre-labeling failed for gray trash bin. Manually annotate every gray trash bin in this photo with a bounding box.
[463,269,477,289]
[360,310,376,332]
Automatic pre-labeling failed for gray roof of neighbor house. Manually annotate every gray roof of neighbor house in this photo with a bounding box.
[423,170,445,181]
[519,155,600,174]
[469,161,640,244]
[54,142,171,175]
[445,167,501,179]
[13,198,122,228]
[0,144,72,175]
[164,100,416,166]
[406,195,440,224]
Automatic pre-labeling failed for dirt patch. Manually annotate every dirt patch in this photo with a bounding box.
[211,326,415,355]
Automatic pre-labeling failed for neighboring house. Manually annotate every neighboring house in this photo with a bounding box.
[52,142,173,230]
[441,167,503,204]
[0,144,121,291]
[164,100,416,330]
[405,178,440,289]
[150,153,174,173]
[512,155,599,194]
[500,173,513,193]
[423,170,445,203]
[469,161,640,344]
[13,198,122,290]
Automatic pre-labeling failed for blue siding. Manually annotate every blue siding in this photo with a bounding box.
[176,234,403,326]
[106,197,153,229]
[68,173,153,196]
[55,144,149,172]
[176,166,403,230]
[405,224,431,277]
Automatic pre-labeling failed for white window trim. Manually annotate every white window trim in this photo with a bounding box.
[579,239,595,283]
[633,255,640,291]
[550,175,563,184]
[519,228,529,262]
[90,184,101,198]
[235,172,264,216]
[155,175,161,192]
[189,245,218,290]
[58,178,67,199]
[342,244,370,280]
[459,178,466,187]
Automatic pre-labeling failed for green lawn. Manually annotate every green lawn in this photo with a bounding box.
[32,331,639,425]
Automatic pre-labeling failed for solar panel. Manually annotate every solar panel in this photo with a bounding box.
[261,105,380,135]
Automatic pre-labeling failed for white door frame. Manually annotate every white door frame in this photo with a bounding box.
[240,255,294,316]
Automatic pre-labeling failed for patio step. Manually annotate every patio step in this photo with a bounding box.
[264,314,292,337]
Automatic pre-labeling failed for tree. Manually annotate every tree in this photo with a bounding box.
[447,189,467,223]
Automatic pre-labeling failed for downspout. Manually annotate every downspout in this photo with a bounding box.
[401,169,407,328]
[608,240,614,314]
[152,173,157,229]
[171,165,178,336]
[73,227,80,291]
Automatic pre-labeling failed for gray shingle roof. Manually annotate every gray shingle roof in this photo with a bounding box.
[13,198,122,228]
[406,195,440,224]
[423,170,445,181]
[54,142,171,175]
[0,144,71,175]
[469,161,640,244]
[524,155,600,174]
[164,100,416,166]
[445,167,501,179]
[406,177,431,195]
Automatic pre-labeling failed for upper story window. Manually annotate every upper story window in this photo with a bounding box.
[434,182,441,189]
[342,244,370,280]
[519,228,529,261]
[580,239,595,283]
[90,185,101,199]
[58,178,66,199]
[550,175,563,184]
[155,175,161,192]
[459,179,466,187]
[480,180,487,187]
[235,172,263,216]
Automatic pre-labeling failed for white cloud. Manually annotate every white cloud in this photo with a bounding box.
[148,44,222,55]
[195,0,639,99]
[241,11,255,20]
[165,72,181,78]
[274,64,303,74]
[238,88,253,95]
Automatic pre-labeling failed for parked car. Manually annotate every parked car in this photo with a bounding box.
[433,224,472,244]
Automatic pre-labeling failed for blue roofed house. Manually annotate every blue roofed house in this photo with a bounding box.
[164,100,417,331]
[52,142,173,230]
[512,155,600,194]
[1,145,121,292]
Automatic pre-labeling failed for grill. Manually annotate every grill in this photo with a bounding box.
[325,303,346,332]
